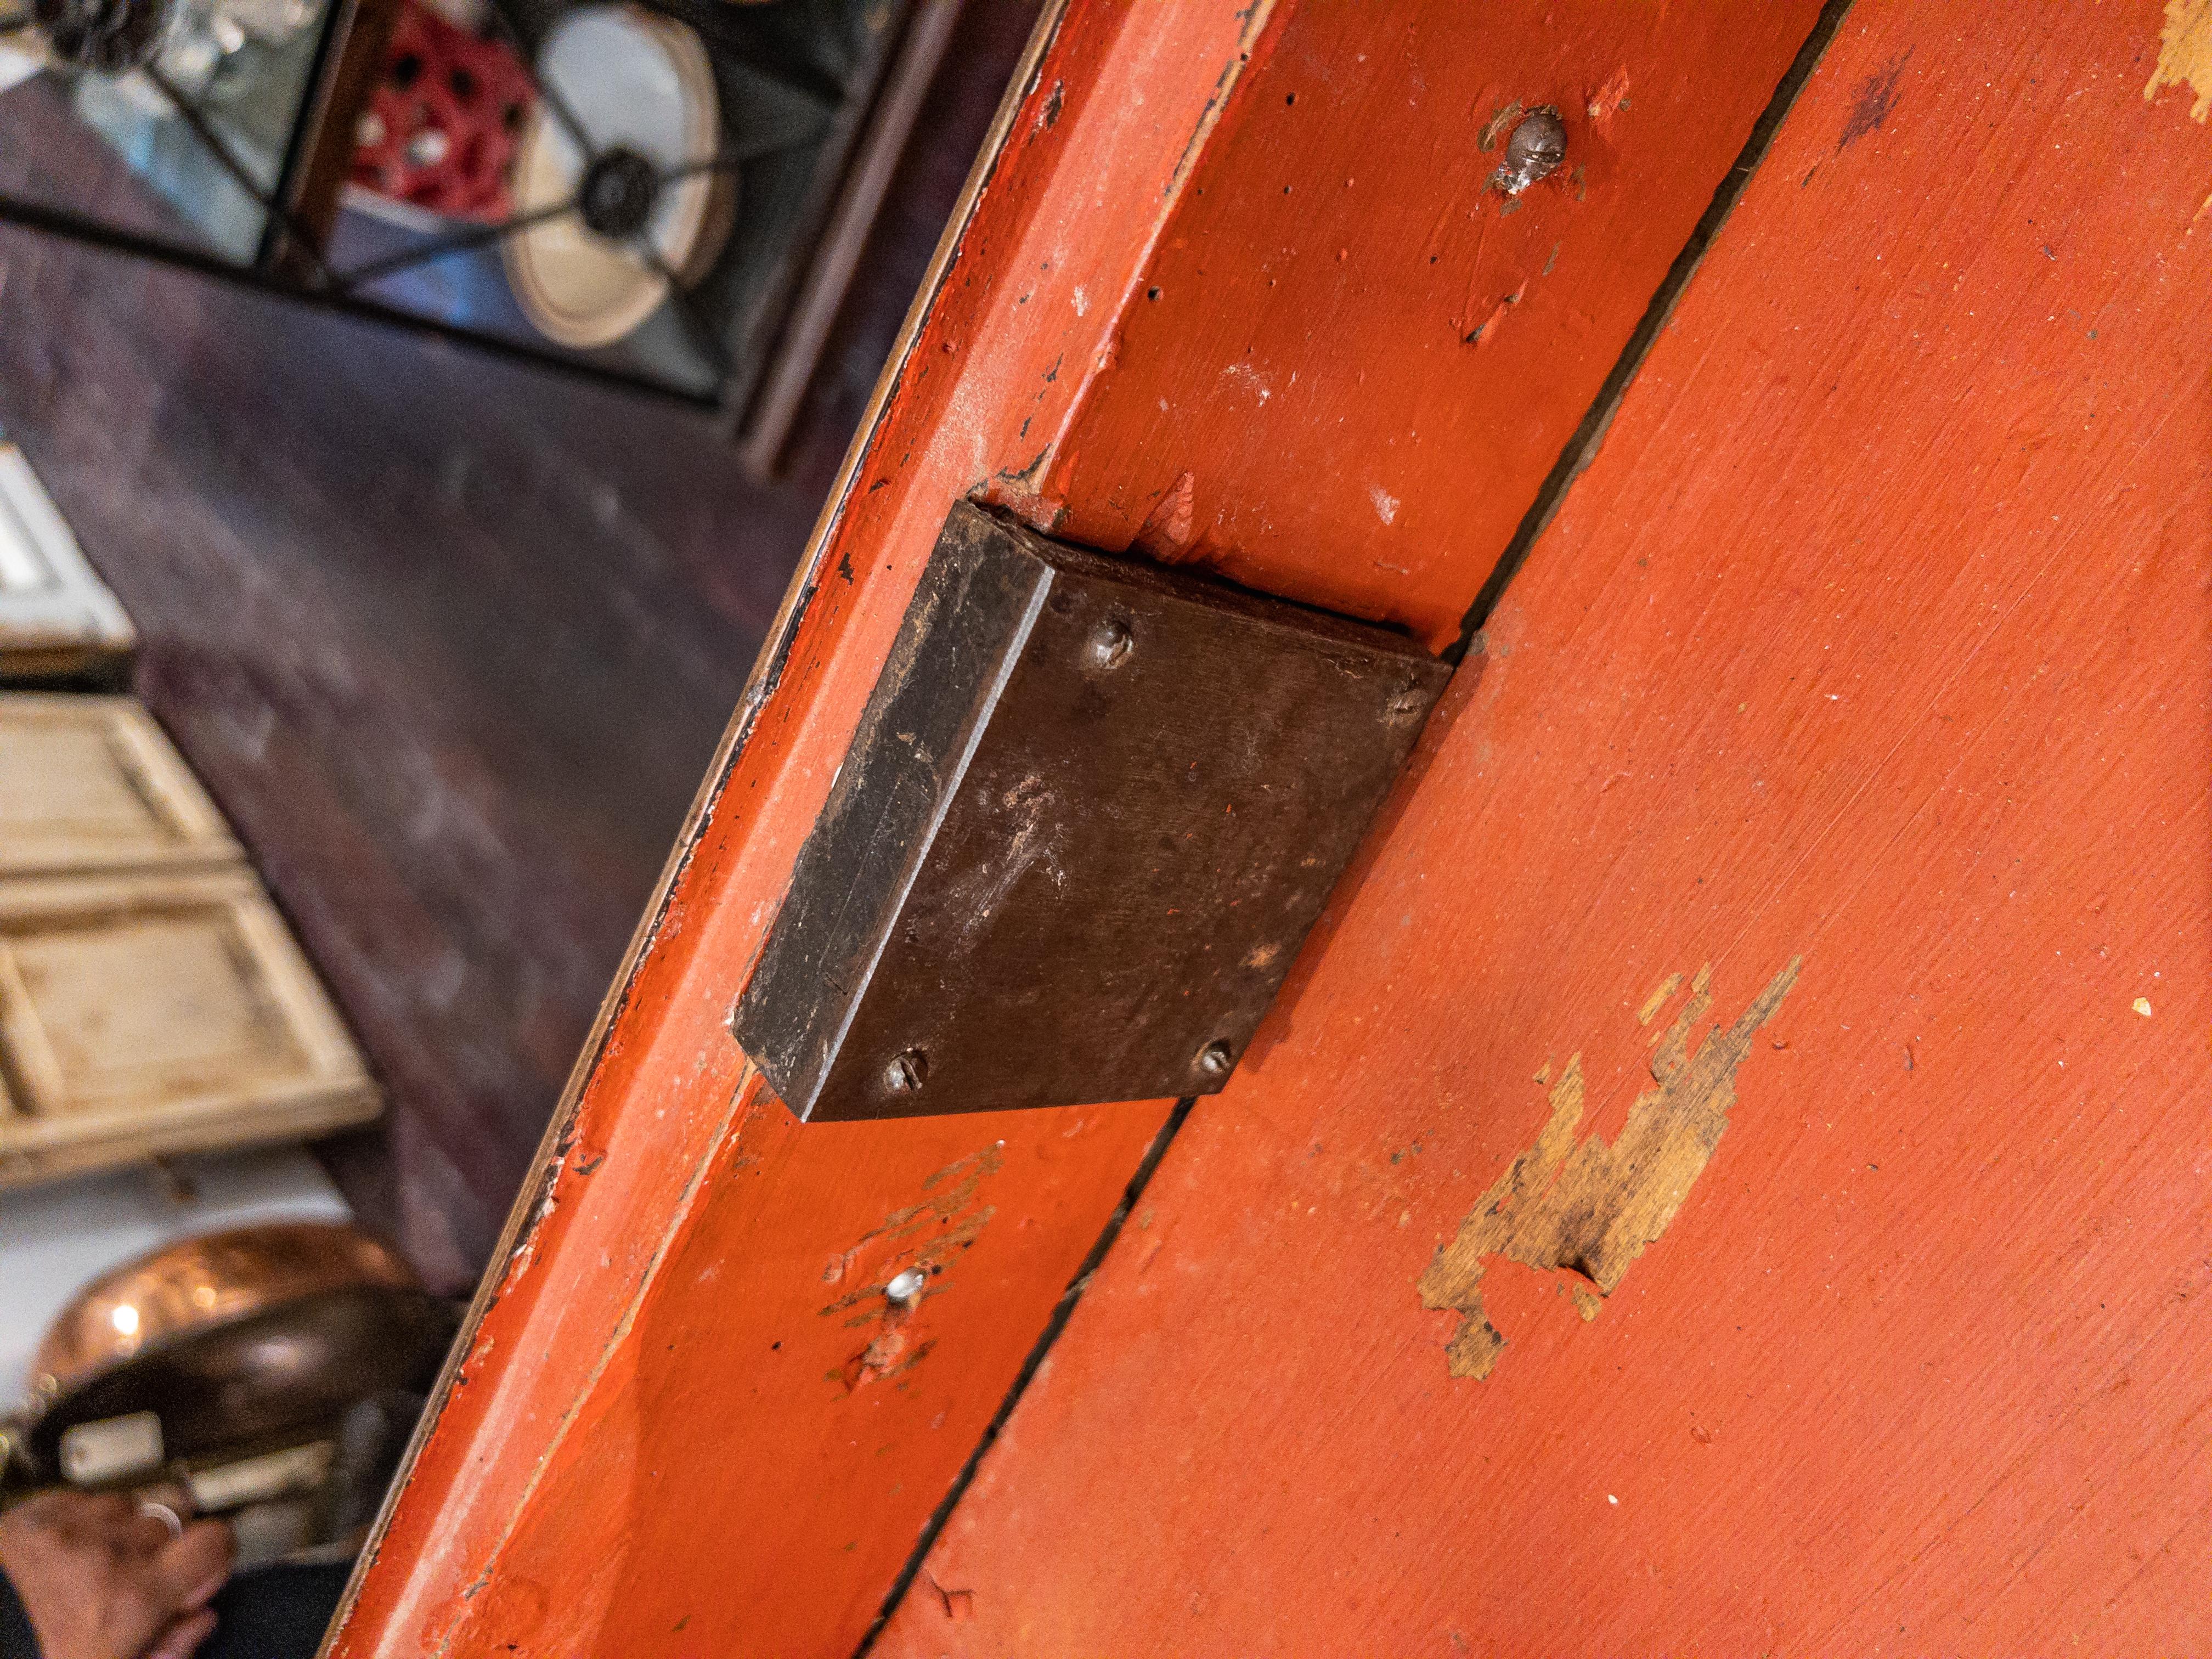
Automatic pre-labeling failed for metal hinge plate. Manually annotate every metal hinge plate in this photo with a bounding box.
[731,501,1449,1121]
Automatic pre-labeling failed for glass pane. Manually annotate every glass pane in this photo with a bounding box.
[0,0,334,266]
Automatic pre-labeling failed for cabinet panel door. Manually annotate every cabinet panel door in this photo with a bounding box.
[0,871,378,1185]
[321,2,1836,1656]
[873,5,2212,1656]
[0,694,240,879]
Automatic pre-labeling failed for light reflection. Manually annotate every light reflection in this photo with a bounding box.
[109,1304,140,1337]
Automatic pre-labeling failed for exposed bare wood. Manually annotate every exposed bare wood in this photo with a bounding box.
[0,693,240,879]
[0,869,379,1186]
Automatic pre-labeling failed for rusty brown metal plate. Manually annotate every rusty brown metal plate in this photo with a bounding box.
[730,502,1448,1121]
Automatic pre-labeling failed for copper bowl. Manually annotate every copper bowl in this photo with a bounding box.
[13,1222,453,1485]
[33,1222,421,1397]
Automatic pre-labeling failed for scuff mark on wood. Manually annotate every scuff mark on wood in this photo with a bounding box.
[924,1570,977,1622]
[992,444,1054,490]
[1462,282,1527,347]
[818,1145,1003,1391]
[1418,957,1801,1379]
[1836,47,1911,150]
[2146,0,2212,121]
[1477,100,1524,152]
[1635,972,1683,1025]
[1585,66,1630,132]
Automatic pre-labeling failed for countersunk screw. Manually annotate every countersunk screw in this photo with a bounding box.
[1195,1041,1234,1081]
[1087,618,1133,670]
[1385,683,1427,723]
[1492,108,1566,196]
[885,1048,929,1093]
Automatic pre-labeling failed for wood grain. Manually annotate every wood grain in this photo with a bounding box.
[877,3,2212,1652]
[325,1,1832,1652]
[0,868,378,1185]
[0,693,240,878]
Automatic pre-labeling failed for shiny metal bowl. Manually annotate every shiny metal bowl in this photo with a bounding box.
[9,1222,453,1487]
[32,1222,421,1397]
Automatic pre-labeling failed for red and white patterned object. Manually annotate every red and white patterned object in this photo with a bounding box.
[349,2,533,222]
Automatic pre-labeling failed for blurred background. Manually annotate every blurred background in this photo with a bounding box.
[0,0,1037,1592]
[0,0,1040,1293]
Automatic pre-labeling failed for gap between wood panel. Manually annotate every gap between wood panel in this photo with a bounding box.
[1450,0,1858,659]
[853,1096,1197,1657]
[849,2,1860,1646]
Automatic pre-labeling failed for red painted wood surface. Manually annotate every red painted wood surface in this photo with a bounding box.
[879,3,2212,1654]
[325,2,1837,1654]
[1025,0,1825,652]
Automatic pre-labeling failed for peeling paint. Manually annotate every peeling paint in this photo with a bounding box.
[1418,958,1801,1380]
[1133,469,1198,557]
[819,1146,1003,1391]
[1635,972,1683,1025]
[1585,66,1630,131]
[2147,0,2212,120]
[1463,281,1526,347]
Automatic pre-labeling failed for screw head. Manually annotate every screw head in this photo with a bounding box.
[885,1268,927,1305]
[884,1048,929,1093]
[1195,1041,1234,1081]
[1087,618,1133,670]
[1493,109,1567,195]
[1385,682,1427,723]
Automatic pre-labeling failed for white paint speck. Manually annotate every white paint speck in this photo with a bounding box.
[1369,486,1400,525]
[1221,362,1273,403]
[1606,1494,1618,1505]
[2134,997,2153,1017]
[1073,286,1090,317]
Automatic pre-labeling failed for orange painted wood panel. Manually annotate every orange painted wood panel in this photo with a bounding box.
[326,2,1842,1655]
[1026,0,1827,652]
[323,4,1270,1654]
[879,3,2212,1654]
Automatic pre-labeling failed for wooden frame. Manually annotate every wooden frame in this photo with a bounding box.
[306,0,2212,1644]
[0,868,379,1187]
[0,441,134,682]
[325,3,1839,1656]
[269,0,405,276]
[0,693,242,879]
[733,0,966,475]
